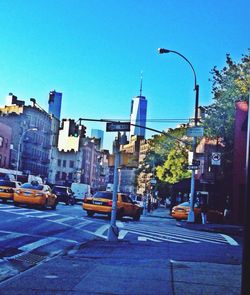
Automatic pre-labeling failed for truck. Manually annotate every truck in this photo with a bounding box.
[71,183,91,202]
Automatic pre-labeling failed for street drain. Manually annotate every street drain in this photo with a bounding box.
[9,253,46,265]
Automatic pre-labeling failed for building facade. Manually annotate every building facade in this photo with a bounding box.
[0,122,12,169]
[130,95,147,138]
[0,94,59,180]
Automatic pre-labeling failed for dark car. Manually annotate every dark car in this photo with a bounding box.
[52,186,75,205]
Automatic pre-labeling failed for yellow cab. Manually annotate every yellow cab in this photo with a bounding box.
[83,191,141,220]
[0,180,21,203]
[13,181,57,209]
[171,201,223,223]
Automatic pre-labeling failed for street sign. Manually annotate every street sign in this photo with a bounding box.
[106,122,131,132]
[211,152,221,165]
[187,165,200,170]
[186,127,204,137]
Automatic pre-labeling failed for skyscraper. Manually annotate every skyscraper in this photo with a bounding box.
[130,75,147,138]
[91,129,104,149]
[48,90,62,120]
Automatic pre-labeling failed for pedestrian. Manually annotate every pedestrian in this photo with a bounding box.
[176,192,182,204]
[147,196,151,213]
[224,195,231,223]
[200,197,208,224]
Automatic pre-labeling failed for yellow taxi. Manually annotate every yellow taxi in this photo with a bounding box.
[83,191,141,220]
[0,180,21,203]
[171,201,223,223]
[13,181,57,210]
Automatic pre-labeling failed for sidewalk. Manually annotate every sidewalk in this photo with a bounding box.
[0,239,241,295]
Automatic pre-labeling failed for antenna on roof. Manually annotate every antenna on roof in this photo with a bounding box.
[139,71,143,97]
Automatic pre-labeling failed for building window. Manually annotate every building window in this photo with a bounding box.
[58,159,61,166]
[68,172,73,180]
[63,160,66,167]
[62,172,67,180]
[56,171,60,180]
[0,137,3,147]
[69,161,74,168]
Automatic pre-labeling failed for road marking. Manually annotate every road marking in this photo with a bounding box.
[0,232,24,241]
[74,220,93,229]
[220,234,239,246]
[138,236,161,242]
[49,216,75,223]
[95,224,110,236]
[16,210,49,215]
[128,229,182,243]
[118,230,128,240]
[36,213,58,219]
[19,237,58,251]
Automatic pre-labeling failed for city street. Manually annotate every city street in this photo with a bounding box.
[0,202,242,293]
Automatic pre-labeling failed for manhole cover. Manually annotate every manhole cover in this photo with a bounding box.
[9,252,46,265]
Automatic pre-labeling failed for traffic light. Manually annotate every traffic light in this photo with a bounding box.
[80,125,87,137]
[73,126,79,137]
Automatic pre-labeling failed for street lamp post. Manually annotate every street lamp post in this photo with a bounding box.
[158,48,199,223]
[16,128,38,180]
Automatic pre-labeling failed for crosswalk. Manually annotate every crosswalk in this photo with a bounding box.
[0,203,239,246]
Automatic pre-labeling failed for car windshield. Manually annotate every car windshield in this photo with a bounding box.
[179,202,190,207]
[53,187,67,192]
[21,183,44,190]
[93,191,113,200]
[0,181,16,188]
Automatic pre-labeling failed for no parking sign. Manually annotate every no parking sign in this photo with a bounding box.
[211,152,221,165]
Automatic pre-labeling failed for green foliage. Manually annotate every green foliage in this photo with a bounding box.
[204,51,250,147]
[156,144,191,184]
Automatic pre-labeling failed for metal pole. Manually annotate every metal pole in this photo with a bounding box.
[241,98,250,295]
[187,84,199,222]
[107,134,120,241]
[158,48,199,223]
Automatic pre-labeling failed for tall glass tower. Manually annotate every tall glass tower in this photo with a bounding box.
[48,90,62,120]
[130,75,147,138]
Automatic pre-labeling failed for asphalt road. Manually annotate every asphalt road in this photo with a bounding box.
[0,201,242,283]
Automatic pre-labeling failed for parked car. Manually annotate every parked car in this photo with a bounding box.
[171,201,223,223]
[0,180,21,203]
[13,181,57,209]
[52,186,75,205]
[83,191,141,220]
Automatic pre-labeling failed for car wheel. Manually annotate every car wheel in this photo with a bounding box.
[133,211,141,221]
[2,199,7,204]
[87,211,94,217]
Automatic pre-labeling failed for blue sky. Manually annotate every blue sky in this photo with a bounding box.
[0,0,249,150]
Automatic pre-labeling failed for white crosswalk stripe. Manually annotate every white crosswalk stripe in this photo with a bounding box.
[119,223,239,245]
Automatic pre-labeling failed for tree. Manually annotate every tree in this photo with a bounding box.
[203,51,250,176]
[156,143,191,184]
[204,51,250,146]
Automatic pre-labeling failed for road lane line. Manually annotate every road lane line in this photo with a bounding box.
[0,232,24,241]
[48,216,75,223]
[138,236,161,242]
[118,230,128,240]
[220,234,239,246]
[95,224,110,236]
[19,237,57,251]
